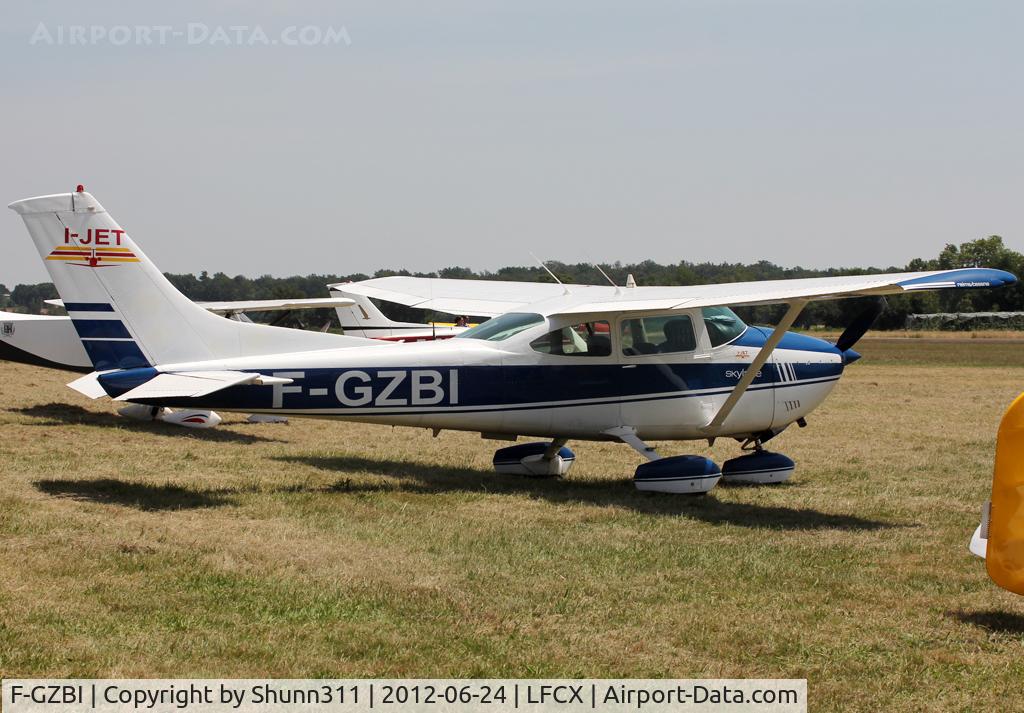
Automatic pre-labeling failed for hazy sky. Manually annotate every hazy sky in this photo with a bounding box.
[1,1,1021,288]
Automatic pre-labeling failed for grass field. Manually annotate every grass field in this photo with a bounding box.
[1,338,1022,711]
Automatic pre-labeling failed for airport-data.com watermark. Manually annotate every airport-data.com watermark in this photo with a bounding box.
[29,23,351,47]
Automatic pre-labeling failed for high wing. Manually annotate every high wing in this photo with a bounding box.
[334,269,1016,318]
[547,268,1017,315]
[328,277,600,317]
[46,297,354,314]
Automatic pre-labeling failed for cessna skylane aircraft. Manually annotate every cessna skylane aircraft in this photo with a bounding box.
[9,187,1017,492]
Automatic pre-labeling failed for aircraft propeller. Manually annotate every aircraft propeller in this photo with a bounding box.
[835,297,887,360]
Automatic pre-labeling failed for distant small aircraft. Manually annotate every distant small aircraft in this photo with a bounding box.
[329,286,473,341]
[10,187,1017,493]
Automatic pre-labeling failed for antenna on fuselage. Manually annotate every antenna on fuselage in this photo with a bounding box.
[592,263,621,295]
[530,252,570,295]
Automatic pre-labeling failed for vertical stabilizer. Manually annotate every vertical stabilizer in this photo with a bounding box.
[330,286,425,338]
[9,187,367,369]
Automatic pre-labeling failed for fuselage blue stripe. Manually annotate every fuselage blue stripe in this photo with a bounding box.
[115,373,841,416]
[82,340,150,371]
[101,361,844,409]
[239,376,843,417]
[72,319,133,339]
[64,302,115,312]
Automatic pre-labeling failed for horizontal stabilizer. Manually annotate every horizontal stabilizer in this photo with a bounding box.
[67,371,110,399]
[113,370,293,401]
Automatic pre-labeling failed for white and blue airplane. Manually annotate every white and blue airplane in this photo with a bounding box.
[9,187,1017,493]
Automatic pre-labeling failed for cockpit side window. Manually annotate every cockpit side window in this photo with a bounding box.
[530,320,612,357]
[620,315,696,355]
[701,306,747,347]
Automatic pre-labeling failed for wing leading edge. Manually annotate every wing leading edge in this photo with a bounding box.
[547,268,1018,316]
[330,269,1016,319]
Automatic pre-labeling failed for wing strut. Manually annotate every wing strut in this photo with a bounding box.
[701,299,808,436]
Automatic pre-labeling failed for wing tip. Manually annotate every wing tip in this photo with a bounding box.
[897,268,1018,291]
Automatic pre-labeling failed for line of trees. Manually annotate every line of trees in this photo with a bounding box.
[4,236,1021,330]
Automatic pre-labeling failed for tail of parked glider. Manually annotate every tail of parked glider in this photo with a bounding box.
[9,186,367,371]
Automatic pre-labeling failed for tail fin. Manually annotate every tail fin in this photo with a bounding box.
[330,287,402,337]
[329,284,441,338]
[9,188,366,370]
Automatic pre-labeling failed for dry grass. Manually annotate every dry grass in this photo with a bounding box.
[1,340,1023,711]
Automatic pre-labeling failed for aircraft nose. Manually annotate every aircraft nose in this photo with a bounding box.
[776,330,846,359]
[843,348,862,364]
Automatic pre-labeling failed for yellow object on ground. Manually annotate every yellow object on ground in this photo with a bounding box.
[987,391,1024,595]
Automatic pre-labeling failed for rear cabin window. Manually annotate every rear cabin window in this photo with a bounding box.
[701,307,747,347]
[530,320,612,357]
[620,315,696,355]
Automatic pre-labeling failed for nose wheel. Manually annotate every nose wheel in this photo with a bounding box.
[722,442,795,484]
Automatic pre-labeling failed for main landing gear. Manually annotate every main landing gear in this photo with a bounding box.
[607,427,795,494]
[492,439,576,477]
[487,430,795,493]
[605,427,722,494]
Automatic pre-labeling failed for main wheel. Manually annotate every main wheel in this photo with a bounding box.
[633,455,721,494]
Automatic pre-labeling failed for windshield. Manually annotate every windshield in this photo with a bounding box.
[702,306,747,347]
[456,312,545,341]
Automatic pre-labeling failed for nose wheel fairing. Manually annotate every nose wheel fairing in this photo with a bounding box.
[721,450,795,484]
